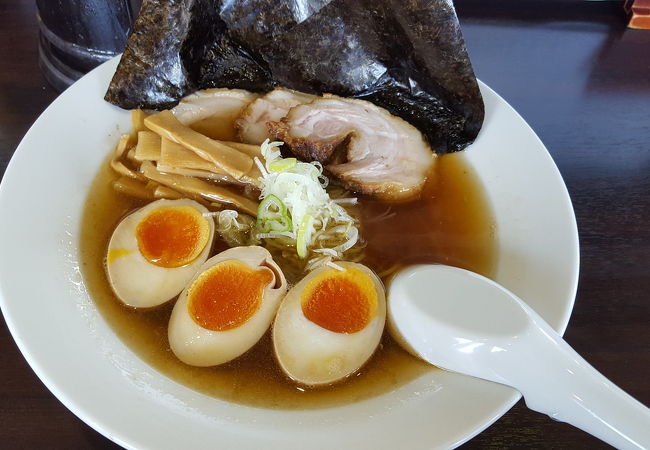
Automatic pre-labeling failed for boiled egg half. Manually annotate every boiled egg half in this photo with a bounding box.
[168,246,287,366]
[273,262,386,386]
[106,198,214,308]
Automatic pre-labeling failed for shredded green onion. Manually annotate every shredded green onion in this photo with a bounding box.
[269,157,297,172]
[212,210,259,247]
[296,214,313,258]
[256,194,292,232]
[253,139,361,268]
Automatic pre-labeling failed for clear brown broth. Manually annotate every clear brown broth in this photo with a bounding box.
[79,150,497,409]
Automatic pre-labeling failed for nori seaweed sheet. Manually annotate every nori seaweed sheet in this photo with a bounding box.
[105,0,484,153]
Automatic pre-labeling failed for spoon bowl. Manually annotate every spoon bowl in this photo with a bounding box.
[388,264,650,450]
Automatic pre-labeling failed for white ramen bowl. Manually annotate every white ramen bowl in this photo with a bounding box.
[0,57,578,449]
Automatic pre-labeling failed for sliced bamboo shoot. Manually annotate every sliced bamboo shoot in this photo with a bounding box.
[140,161,259,216]
[111,159,145,181]
[113,176,153,199]
[144,110,253,179]
[160,138,262,188]
[131,109,148,134]
[135,131,162,161]
[160,139,219,172]
[126,148,138,162]
[145,180,160,191]
[114,134,136,158]
[153,185,183,200]
[156,164,235,183]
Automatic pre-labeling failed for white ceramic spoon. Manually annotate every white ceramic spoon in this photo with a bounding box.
[387,264,650,449]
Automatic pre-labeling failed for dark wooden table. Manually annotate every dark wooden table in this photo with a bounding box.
[1,1,648,448]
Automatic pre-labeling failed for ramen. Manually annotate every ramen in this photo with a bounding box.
[79,91,496,409]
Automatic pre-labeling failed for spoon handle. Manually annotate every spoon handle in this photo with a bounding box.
[501,312,650,449]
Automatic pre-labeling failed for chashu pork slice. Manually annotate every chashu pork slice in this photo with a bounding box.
[269,96,436,201]
[236,88,317,145]
[171,88,258,141]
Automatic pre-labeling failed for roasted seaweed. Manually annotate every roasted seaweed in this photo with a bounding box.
[105,0,484,154]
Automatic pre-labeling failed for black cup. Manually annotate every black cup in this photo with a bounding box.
[36,0,142,91]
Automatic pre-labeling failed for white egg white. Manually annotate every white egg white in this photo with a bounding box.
[106,198,214,308]
[273,261,386,386]
[168,246,287,367]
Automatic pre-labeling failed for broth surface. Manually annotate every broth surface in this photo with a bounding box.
[79,151,496,409]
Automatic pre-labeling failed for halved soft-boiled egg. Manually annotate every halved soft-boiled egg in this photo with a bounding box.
[273,261,386,386]
[106,198,214,308]
[168,246,287,366]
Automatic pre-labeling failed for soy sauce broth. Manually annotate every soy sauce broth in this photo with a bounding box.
[79,151,496,409]
[361,155,496,278]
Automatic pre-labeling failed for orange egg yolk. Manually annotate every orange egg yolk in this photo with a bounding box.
[136,205,210,268]
[188,260,274,331]
[301,268,377,334]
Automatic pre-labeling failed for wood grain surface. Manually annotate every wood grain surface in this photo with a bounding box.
[1,0,648,448]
